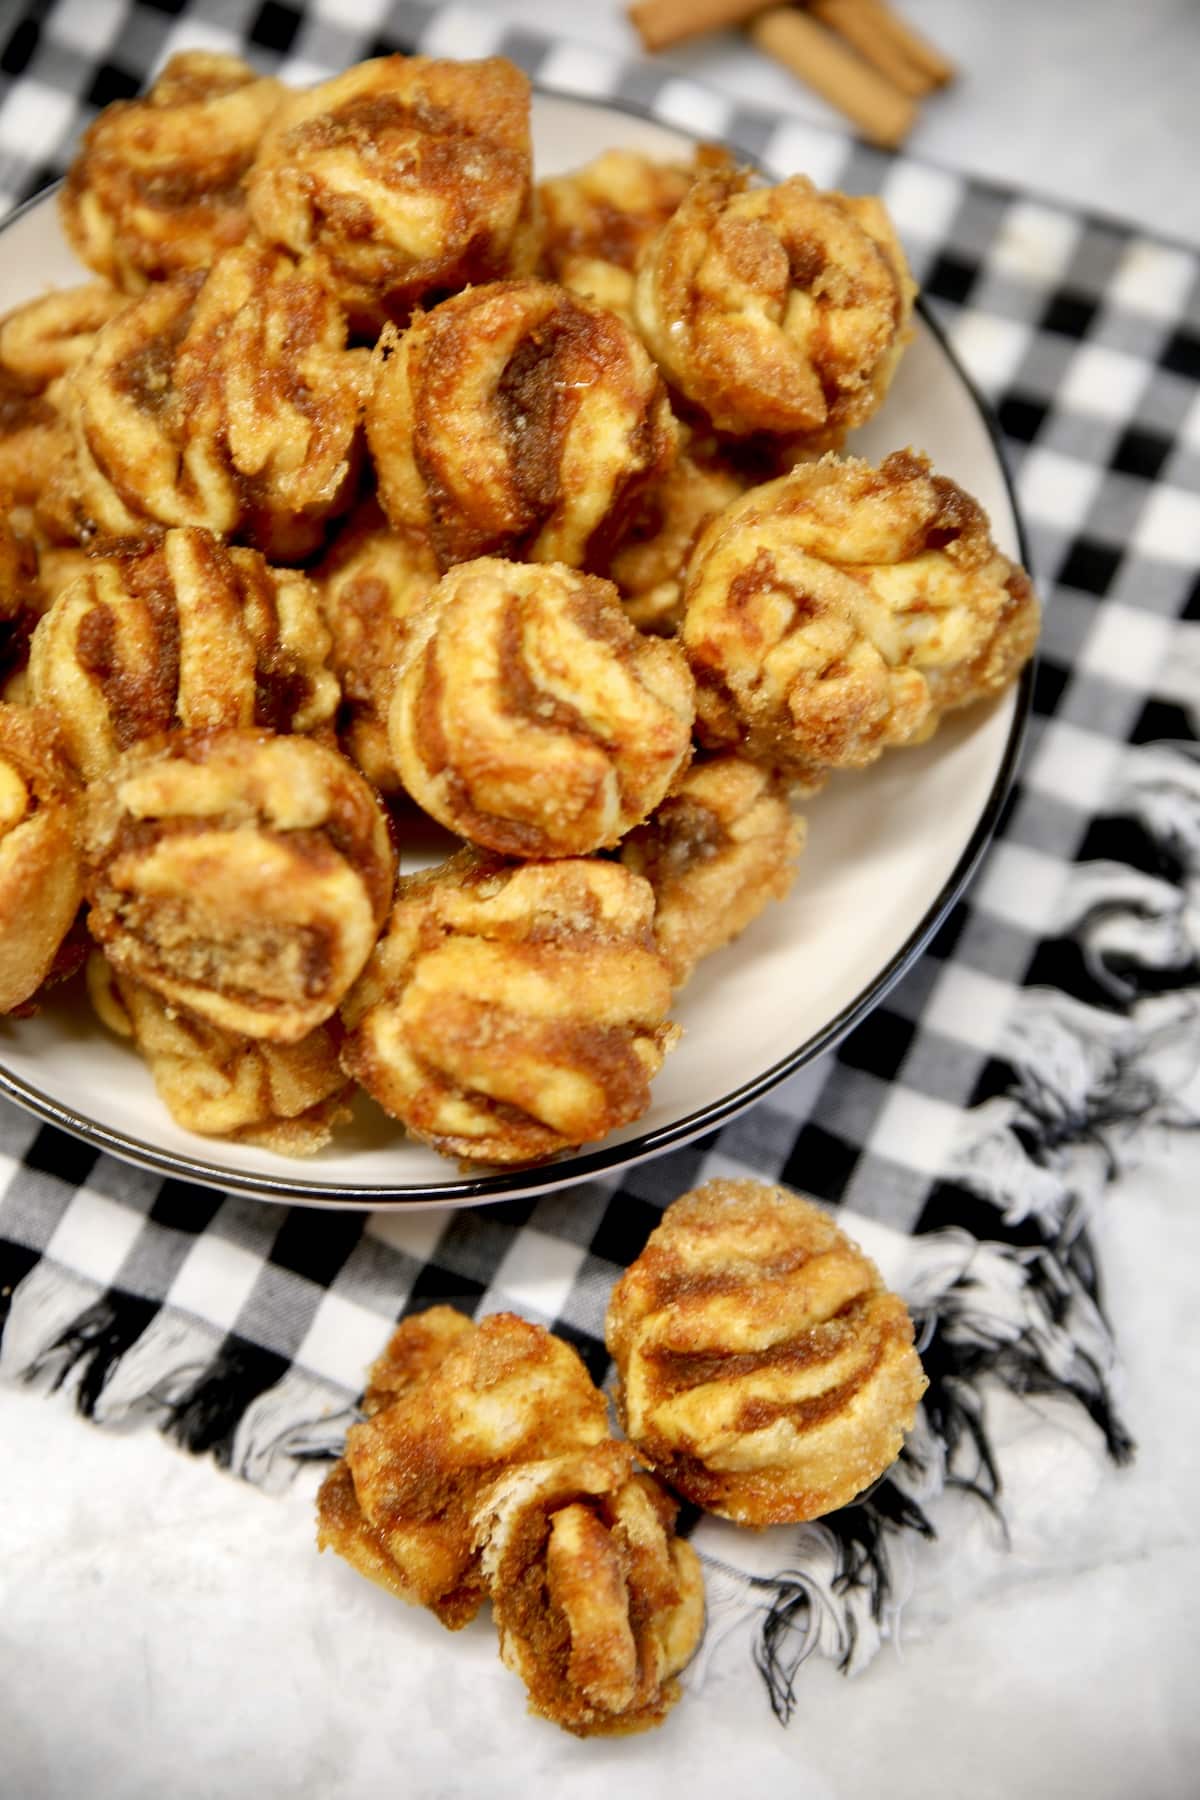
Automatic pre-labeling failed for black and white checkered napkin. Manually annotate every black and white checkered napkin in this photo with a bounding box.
[1,0,1197,1711]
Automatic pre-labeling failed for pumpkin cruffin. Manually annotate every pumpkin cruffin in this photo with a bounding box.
[317,1307,705,1736]
[339,849,679,1165]
[386,557,695,859]
[605,1178,928,1526]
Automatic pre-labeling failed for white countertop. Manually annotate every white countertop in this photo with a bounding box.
[2,5,1198,1796]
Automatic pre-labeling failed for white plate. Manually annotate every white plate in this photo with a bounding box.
[0,93,1030,1209]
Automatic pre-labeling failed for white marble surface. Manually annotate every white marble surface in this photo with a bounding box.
[3,5,1199,1795]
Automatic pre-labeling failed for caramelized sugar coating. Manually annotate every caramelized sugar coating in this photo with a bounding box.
[341,850,678,1166]
[247,55,538,334]
[0,515,50,695]
[366,279,677,572]
[621,754,804,987]
[88,956,350,1154]
[605,1179,928,1525]
[474,1442,704,1737]
[360,1302,476,1416]
[313,502,439,793]
[681,450,1040,783]
[537,146,728,323]
[633,169,916,443]
[60,52,285,292]
[609,440,751,636]
[83,728,396,1043]
[0,284,126,506]
[388,558,695,857]
[316,1309,610,1628]
[29,527,339,781]
[61,244,370,560]
[0,704,84,1014]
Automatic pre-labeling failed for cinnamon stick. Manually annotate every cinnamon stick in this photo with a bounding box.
[808,0,935,97]
[858,0,955,88]
[749,8,916,148]
[628,0,768,54]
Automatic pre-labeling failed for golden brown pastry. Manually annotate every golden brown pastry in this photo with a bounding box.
[609,438,751,635]
[83,728,396,1043]
[366,279,677,572]
[60,245,370,560]
[0,515,46,696]
[473,1442,704,1737]
[29,527,339,781]
[316,1309,610,1628]
[633,168,916,443]
[0,284,127,506]
[247,55,538,334]
[88,956,350,1153]
[341,850,678,1166]
[60,51,284,292]
[620,754,804,987]
[359,1302,477,1416]
[605,1179,928,1525]
[388,558,695,857]
[681,449,1040,783]
[313,502,439,794]
[537,146,728,324]
[0,704,84,1014]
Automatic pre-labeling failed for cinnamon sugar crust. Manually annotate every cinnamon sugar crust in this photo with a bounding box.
[316,1309,610,1628]
[247,56,538,334]
[620,753,804,986]
[340,850,678,1165]
[83,728,395,1044]
[0,703,85,1014]
[606,1178,928,1525]
[366,279,677,572]
[633,167,916,444]
[61,52,285,292]
[682,448,1040,783]
[473,1443,704,1735]
[388,557,695,857]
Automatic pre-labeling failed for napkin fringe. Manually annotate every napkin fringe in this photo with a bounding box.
[3,1264,354,1493]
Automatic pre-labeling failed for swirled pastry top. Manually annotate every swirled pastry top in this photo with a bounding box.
[30,527,339,781]
[609,436,752,636]
[620,754,804,987]
[632,169,916,442]
[473,1442,704,1737]
[681,449,1039,781]
[317,1309,610,1629]
[366,279,677,571]
[61,52,285,292]
[387,558,695,858]
[0,283,126,508]
[537,146,729,323]
[83,728,395,1044]
[314,502,439,794]
[605,1178,928,1525]
[61,244,370,561]
[340,850,678,1166]
[0,704,84,1015]
[246,55,538,333]
[88,958,349,1156]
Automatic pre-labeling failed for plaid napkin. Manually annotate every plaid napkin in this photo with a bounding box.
[1,0,1197,1722]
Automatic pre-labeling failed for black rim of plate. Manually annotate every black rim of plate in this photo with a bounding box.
[0,98,1035,1207]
